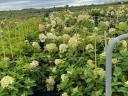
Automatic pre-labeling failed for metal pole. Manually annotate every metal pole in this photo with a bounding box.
[106,33,128,96]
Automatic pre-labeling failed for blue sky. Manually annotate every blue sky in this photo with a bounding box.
[0,0,118,11]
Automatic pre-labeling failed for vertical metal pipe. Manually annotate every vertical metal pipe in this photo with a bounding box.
[106,33,128,96]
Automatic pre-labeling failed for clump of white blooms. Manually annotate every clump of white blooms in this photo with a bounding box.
[39,24,46,32]
[85,44,94,50]
[94,27,98,31]
[46,33,57,40]
[30,60,39,68]
[110,11,115,16]
[63,26,73,33]
[39,33,47,42]
[77,14,90,22]
[108,6,114,11]
[61,34,71,43]
[86,59,95,69]
[87,60,93,65]
[62,92,68,96]
[105,21,110,27]
[56,17,64,26]
[51,28,55,33]
[51,20,56,28]
[112,58,118,64]
[24,40,29,45]
[56,36,62,41]
[46,24,51,29]
[109,28,116,33]
[0,76,14,88]
[32,42,40,49]
[46,76,55,91]
[54,59,64,65]
[59,44,68,53]
[45,43,58,52]
[68,34,80,49]
[94,68,105,79]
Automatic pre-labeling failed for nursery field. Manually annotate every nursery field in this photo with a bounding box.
[0,5,128,96]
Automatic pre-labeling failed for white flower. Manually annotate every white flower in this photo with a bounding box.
[87,60,93,65]
[112,58,118,64]
[46,33,57,40]
[57,36,62,41]
[68,34,80,48]
[105,21,110,27]
[94,27,98,31]
[67,70,73,75]
[51,20,56,27]
[85,44,94,50]
[1,76,14,88]
[56,17,64,26]
[54,59,64,65]
[63,27,73,33]
[32,42,40,49]
[62,92,68,96]
[30,60,39,68]
[87,60,95,68]
[109,28,116,33]
[94,68,105,79]
[46,76,55,91]
[46,76,55,86]
[39,24,45,32]
[110,11,115,16]
[45,43,58,52]
[62,34,70,42]
[77,14,90,22]
[24,40,29,44]
[59,44,68,53]
[51,28,55,33]
[39,33,47,42]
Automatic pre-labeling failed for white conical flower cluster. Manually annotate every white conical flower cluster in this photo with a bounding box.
[54,59,64,65]
[68,34,80,49]
[45,43,58,53]
[59,44,68,53]
[39,33,47,42]
[32,42,40,49]
[30,60,39,68]
[46,76,55,91]
[46,33,57,40]
[0,76,14,88]
[85,44,94,50]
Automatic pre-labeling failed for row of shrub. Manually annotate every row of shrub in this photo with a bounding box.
[0,5,128,96]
